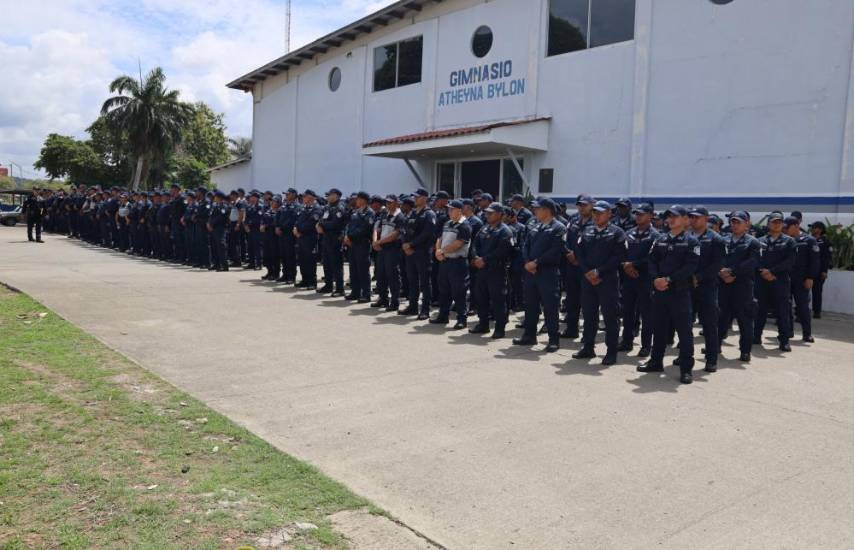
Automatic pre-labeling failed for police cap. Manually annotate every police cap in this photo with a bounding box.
[592,200,613,213]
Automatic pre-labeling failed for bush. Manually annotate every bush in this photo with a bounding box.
[825,221,854,271]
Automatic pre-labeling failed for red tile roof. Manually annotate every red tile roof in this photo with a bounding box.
[363,117,551,148]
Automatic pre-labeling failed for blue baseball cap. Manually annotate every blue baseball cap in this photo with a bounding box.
[576,194,594,206]
[592,200,612,213]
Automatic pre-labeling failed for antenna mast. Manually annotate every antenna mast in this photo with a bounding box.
[285,0,292,53]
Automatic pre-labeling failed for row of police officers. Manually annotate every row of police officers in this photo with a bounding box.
[32,185,833,384]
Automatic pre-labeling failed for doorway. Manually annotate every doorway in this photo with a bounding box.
[435,157,525,201]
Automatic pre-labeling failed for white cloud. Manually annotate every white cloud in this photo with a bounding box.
[0,0,400,176]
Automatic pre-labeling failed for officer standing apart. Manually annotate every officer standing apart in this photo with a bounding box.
[753,212,795,352]
[430,200,472,330]
[638,205,700,384]
[785,216,819,343]
[470,202,514,339]
[574,200,627,365]
[343,191,375,303]
[619,202,658,357]
[294,190,322,289]
[718,211,761,362]
[23,190,44,243]
[513,198,566,353]
[688,206,725,370]
[400,189,437,320]
[317,188,347,294]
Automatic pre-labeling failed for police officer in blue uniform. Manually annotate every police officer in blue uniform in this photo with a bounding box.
[317,188,348,294]
[637,205,701,384]
[573,200,627,365]
[619,202,658,357]
[243,192,263,270]
[470,202,514,339]
[343,191,375,302]
[753,212,795,351]
[430,200,472,329]
[809,221,832,318]
[372,195,406,311]
[613,197,636,232]
[276,188,300,285]
[207,190,231,271]
[503,207,527,313]
[563,194,594,339]
[169,184,186,263]
[261,195,282,280]
[718,211,761,362]
[688,206,726,370]
[193,187,211,269]
[156,191,172,260]
[227,190,245,267]
[510,194,533,226]
[400,189,437,320]
[294,189,322,289]
[430,191,451,305]
[785,216,820,343]
[513,197,566,353]
[181,192,195,265]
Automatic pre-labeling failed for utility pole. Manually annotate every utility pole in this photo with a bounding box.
[285,0,292,53]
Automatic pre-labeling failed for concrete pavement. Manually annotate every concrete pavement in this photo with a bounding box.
[2,226,853,549]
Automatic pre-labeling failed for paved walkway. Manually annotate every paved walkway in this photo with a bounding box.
[2,226,853,549]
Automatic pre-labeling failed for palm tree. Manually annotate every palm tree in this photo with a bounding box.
[228,137,252,159]
[101,67,193,190]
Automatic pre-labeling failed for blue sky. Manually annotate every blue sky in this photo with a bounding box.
[0,0,396,178]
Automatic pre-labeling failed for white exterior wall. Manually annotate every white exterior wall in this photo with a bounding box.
[245,0,854,222]
[210,162,251,195]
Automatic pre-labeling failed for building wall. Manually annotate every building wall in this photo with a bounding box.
[246,0,854,221]
[210,162,251,195]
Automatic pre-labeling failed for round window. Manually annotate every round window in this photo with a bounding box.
[328,67,342,92]
[471,26,493,58]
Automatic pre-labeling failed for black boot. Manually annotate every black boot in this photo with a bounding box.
[637,361,664,373]
[572,348,596,360]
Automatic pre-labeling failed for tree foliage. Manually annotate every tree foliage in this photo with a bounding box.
[181,102,230,168]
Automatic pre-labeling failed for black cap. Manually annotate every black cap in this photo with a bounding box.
[385,194,399,203]
[448,200,463,209]
[809,221,826,230]
[729,210,750,222]
[767,211,785,222]
[237,188,245,194]
[593,200,612,213]
[462,198,475,207]
[633,202,654,214]
[435,190,450,200]
[688,206,709,217]
[327,188,342,197]
[510,194,525,203]
[303,189,317,198]
[484,202,503,213]
[286,187,298,195]
[214,190,226,198]
[414,188,429,197]
[791,211,803,220]
[665,205,688,217]
[783,216,800,227]
[250,191,261,198]
[708,214,723,225]
[480,193,494,202]
[356,191,370,201]
[196,186,207,194]
[370,194,384,204]
[615,197,632,207]
[532,197,557,213]
[402,196,415,206]
[576,194,594,206]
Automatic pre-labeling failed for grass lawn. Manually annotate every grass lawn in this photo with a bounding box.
[0,286,375,549]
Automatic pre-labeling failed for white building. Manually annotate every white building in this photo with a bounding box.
[208,156,252,194]
[227,0,854,222]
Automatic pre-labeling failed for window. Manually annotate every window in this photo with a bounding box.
[328,67,341,92]
[538,169,554,194]
[471,26,493,58]
[548,0,635,57]
[437,163,455,196]
[373,36,423,92]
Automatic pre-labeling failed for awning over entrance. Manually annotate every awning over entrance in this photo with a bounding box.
[361,117,550,159]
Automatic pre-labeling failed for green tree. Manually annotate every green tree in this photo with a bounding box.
[33,134,78,180]
[171,156,210,189]
[86,116,133,184]
[100,67,193,190]
[181,102,229,168]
